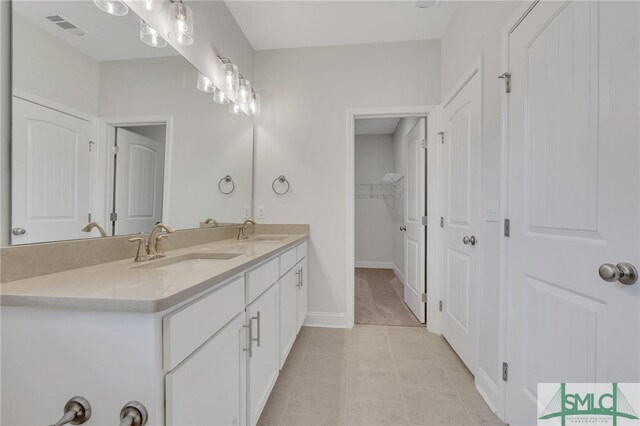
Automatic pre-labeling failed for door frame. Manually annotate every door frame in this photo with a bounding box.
[345,105,441,332]
[97,115,173,233]
[498,1,540,422]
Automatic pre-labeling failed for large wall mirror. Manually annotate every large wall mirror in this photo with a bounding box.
[8,0,253,245]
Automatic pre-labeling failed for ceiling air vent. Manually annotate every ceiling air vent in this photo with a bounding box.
[43,14,86,36]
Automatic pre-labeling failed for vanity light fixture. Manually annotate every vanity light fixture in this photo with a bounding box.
[236,77,252,105]
[94,0,129,16]
[219,57,239,91]
[247,90,260,115]
[168,0,194,46]
[213,87,229,104]
[197,72,215,93]
[140,20,167,47]
[229,103,241,115]
[135,0,163,12]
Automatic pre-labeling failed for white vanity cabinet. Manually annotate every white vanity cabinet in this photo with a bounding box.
[278,241,308,366]
[296,256,308,332]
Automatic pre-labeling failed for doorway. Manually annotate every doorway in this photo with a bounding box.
[347,105,439,330]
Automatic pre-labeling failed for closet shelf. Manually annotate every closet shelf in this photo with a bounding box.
[355,174,404,199]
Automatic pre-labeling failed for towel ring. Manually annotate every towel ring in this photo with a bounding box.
[218,175,235,195]
[272,175,290,195]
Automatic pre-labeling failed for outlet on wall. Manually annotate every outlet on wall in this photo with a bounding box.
[257,206,265,219]
[243,206,250,218]
[483,200,499,222]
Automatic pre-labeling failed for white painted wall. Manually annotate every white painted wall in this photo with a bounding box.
[354,133,395,267]
[12,15,100,116]
[253,40,440,321]
[391,117,419,278]
[99,56,253,229]
[0,0,10,246]
[440,0,521,409]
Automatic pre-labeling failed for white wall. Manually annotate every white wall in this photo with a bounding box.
[253,40,440,322]
[12,15,100,116]
[0,0,10,246]
[440,0,521,410]
[354,133,395,267]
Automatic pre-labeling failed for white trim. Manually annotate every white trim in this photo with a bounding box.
[392,262,405,284]
[303,311,348,329]
[12,89,95,123]
[475,367,499,413]
[497,2,539,423]
[355,261,394,269]
[97,115,174,232]
[346,105,439,331]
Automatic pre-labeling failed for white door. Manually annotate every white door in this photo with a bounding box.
[296,258,308,332]
[113,127,164,235]
[165,313,247,426]
[11,97,92,244]
[505,2,640,424]
[279,266,297,368]
[440,72,481,374]
[247,284,279,426]
[404,118,426,323]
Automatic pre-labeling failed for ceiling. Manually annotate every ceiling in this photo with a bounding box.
[355,118,400,135]
[14,1,179,62]
[225,1,457,50]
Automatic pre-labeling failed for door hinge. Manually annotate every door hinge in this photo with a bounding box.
[88,140,95,151]
[421,293,427,303]
[498,72,511,94]
[421,138,427,149]
[504,218,510,237]
[110,212,118,221]
[438,300,443,312]
[421,216,428,226]
[502,362,508,381]
[111,145,120,156]
[440,217,444,228]
[437,131,444,144]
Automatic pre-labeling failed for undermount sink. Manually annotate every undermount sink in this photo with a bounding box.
[249,236,287,242]
[136,252,242,271]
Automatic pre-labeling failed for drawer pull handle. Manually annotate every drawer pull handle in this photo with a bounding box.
[243,321,253,358]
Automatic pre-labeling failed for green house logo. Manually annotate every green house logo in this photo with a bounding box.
[539,383,639,425]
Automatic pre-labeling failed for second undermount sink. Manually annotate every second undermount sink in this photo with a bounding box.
[249,236,287,242]
[136,252,242,271]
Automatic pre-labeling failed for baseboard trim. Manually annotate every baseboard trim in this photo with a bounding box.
[475,367,500,416]
[355,261,394,269]
[391,262,405,284]
[303,311,348,328]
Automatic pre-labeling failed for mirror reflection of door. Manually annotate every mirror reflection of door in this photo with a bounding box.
[111,126,165,236]
[11,97,93,245]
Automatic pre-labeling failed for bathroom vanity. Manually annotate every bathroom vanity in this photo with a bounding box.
[1,233,308,426]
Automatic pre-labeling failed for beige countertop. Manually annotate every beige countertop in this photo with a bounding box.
[0,234,307,313]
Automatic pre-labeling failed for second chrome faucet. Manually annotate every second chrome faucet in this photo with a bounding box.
[129,223,175,262]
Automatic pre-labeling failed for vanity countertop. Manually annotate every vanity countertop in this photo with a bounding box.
[0,234,307,313]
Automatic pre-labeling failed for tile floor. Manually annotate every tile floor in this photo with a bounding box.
[258,325,504,426]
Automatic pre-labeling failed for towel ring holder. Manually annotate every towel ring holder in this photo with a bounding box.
[218,175,235,195]
[272,175,290,195]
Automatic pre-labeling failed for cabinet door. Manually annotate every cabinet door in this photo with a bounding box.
[247,284,279,426]
[279,267,298,368]
[165,313,246,426]
[297,258,308,332]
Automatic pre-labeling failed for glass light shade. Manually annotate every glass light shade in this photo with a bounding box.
[221,62,239,92]
[236,78,252,105]
[247,92,261,115]
[135,0,163,11]
[140,20,167,48]
[196,72,215,93]
[168,1,194,46]
[229,103,241,115]
[94,0,129,16]
[213,87,229,104]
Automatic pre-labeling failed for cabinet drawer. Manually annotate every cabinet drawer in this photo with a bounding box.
[163,276,245,371]
[279,247,297,277]
[246,257,279,303]
[296,241,308,261]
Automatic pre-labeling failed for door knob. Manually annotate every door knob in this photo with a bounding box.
[12,227,26,236]
[400,226,406,231]
[599,262,638,285]
[462,236,477,246]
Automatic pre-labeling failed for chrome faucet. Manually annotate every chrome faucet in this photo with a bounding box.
[81,222,107,237]
[204,217,219,227]
[147,223,175,258]
[237,219,256,240]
